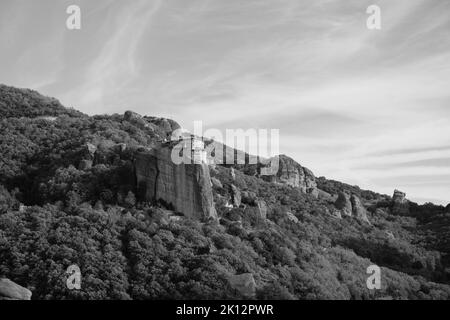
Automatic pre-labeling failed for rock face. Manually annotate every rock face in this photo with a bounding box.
[392,189,409,215]
[267,155,317,195]
[85,143,97,159]
[256,200,268,220]
[330,209,342,219]
[334,192,370,223]
[211,177,223,189]
[231,184,241,207]
[350,194,370,224]
[335,192,352,216]
[124,111,181,139]
[0,278,32,300]
[317,189,334,202]
[124,110,143,122]
[286,211,299,223]
[145,116,181,137]
[228,273,256,298]
[392,189,406,202]
[230,168,236,180]
[135,146,217,221]
[79,143,97,170]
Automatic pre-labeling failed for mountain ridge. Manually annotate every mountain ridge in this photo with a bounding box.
[1,84,450,300]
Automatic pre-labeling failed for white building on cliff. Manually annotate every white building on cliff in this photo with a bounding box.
[191,135,207,164]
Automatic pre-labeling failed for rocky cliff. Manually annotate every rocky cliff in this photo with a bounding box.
[392,189,410,215]
[334,192,370,223]
[264,154,318,195]
[134,145,217,221]
[0,279,32,300]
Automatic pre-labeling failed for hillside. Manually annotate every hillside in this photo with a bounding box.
[1,85,450,300]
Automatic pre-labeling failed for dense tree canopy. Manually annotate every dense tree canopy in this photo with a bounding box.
[1,85,449,300]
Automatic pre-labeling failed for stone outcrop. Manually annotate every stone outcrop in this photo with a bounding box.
[335,192,352,216]
[124,111,181,139]
[256,200,268,220]
[145,116,181,137]
[392,189,407,203]
[308,188,319,199]
[392,189,409,215]
[350,194,370,224]
[211,177,223,189]
[330,209,342,219]
[230,168,236,180]
[231,184,241,207]
[79,143,97,170]
[85,143,97,158]
[334,192,370,223]
[0,278,32,300]
[135,146,217,221]
[286,211,299,223]
[317,189,334,202]
[265,155,318,195]
[228,273,256,298]
[124,110,143,122]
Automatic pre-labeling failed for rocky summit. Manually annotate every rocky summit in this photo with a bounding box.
[264,154,318,195]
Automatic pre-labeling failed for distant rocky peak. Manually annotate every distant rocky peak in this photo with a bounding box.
[265,154,318,195]
[392,189,410,215]
[393,189,407,203]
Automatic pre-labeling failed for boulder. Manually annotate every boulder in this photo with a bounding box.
[228,273,256,298]
[392,189,409,215]
[124,111,150,130]
[0,279,32,300]
[231,184,241,207]
[124,110,142,122]
[135,146,217,222]
[211,177,223,189]
[317,189,334,202]
[286,211,299,223]
[335,192,352,216]
[350,194,370,224]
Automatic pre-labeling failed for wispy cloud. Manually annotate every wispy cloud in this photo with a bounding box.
[0,0,449,204]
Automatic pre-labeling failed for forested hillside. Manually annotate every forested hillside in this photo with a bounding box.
[1,85,450,300]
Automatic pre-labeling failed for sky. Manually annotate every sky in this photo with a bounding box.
[0,0,449,205]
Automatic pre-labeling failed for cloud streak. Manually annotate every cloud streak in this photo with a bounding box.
[0,0,449,204]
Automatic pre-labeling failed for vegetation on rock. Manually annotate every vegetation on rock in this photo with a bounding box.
[0,85,449,300]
